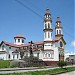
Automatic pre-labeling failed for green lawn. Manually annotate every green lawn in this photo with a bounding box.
[0,66,75,75]
[0,60,10,68]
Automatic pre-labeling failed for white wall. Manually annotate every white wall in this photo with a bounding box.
[14,38,25,45]
[0,43,19,60]
[42,48,59,61]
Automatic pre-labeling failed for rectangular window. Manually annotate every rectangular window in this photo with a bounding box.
[17,54,18,58]
[18,39,20,42]
[50,51,54,58]
[15,39,16,43]
[48,23,50,28]
[8,54,10,59]
[37,53,39,58]
[45,32,46,38]
[13,55,15,59]
[48,32,50,38]
[45,24,47,29]
[22,40,24,43]
[48,54,50,57]
[26,54,28,56]
[9,47,11,49]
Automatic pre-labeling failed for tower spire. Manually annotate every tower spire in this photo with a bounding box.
[43,8,53,41]
[43,8,53,50]
[55,17,63,37]
[44,8,52,23]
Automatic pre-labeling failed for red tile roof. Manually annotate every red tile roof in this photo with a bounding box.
[14,34,26,39]
[0,41,44,48]
[34,41,44,45]
[0,41,21,48]
[53,37,66,45]
[53,37,61,42]
[12,48,44,53]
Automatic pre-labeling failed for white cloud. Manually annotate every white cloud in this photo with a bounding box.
[71,41,75,47]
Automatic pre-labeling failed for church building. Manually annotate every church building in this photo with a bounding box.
[0,8,66,65]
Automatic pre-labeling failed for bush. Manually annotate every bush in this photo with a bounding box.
[57,61,67,68]
[23,56,45,67]
[10,60,26,68]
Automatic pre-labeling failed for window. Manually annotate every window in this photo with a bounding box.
[60,41,63,47]
[2,45,4,50]
[48,15,50,18]
[13,55,15,59]
[51,51,54,58]
[48,54,50,57]
[37,53,39,58]
[17,54,18,58]
[45,32,46,38]
[26,54,28,56]
[48,32,50,38]
[18,39,20,42]
[51,33,52,37]
[22,40,24,43]
[57,30,58,35]
[9,47,11,49]
[15,39,16,43]
[45,53,47,57]
[48,23,50,28]
[8,54,10,59]
[59,30,61,34]
[45,24,47,29]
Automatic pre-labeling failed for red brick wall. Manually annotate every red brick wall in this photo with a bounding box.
[44,61,59,67]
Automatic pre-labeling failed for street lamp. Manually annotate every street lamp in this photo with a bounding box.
[28,41,34,57]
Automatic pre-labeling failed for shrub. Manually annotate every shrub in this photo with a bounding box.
[23,56,45,67]
[57,61,67,68]
[10,60,26,68]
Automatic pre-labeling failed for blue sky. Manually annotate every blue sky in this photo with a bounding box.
[0,0,74,53]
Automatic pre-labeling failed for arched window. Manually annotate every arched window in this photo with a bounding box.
[48,23,50,28]
[45,24,47,29]
[57,30,58,35]
[59,30,61,34]
[60,41,63,47]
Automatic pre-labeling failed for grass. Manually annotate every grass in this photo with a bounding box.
[0,60,10,68]
[0,66,75,75]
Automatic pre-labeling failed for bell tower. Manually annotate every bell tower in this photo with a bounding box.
[43,8,53,50]
[14,34,26,45]
[55,17,63,38]
[44,8,53,41]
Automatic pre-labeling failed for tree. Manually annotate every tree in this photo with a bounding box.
[57,61,67,68]
[20,52,24,59]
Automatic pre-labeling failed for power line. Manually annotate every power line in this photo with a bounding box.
[15,0,74,39]
[39,0,75,39]
[15,0,43,19]
[63,30,74,39]
[24,0,45,13]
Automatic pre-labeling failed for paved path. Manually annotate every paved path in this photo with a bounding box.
[0,65,75,74]
[0,67,59,74]
[58,71,75,75]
